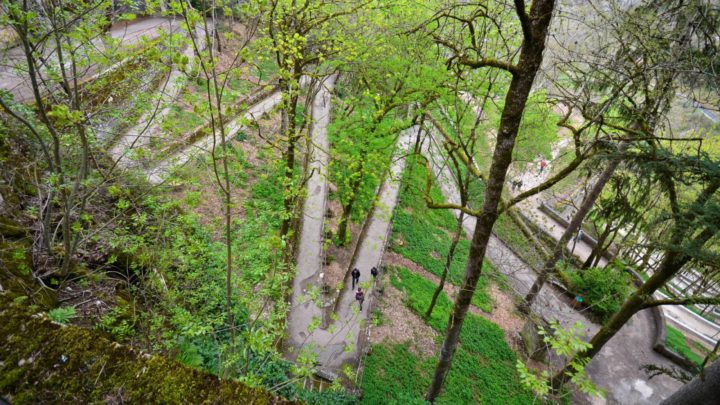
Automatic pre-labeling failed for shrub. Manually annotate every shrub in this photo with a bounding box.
[564,265,632,322]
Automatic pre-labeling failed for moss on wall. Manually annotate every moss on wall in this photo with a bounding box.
[0,294,299,404]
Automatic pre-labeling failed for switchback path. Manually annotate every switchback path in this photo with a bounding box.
[143,77,314,184]
[285,122,418,373]
[144,89,283,184]
[109,24,209,169]
[1,17,180,102]
[420,124,680,405]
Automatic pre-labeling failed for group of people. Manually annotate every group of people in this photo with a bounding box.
[351,266,379,310]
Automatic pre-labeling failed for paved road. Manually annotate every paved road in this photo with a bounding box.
[421,124,680,404]
[285,121,418,372]
[1,17,180,102]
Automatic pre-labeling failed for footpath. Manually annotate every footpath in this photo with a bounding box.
[420,124,680,405]
[284,115,419,373]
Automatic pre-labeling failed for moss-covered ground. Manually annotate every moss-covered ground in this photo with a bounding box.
[0,294,295,404]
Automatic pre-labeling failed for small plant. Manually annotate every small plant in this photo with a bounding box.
[516,321,604,401]
[371,309,384,326]
[342,364,357,382]
[97,307,135,342]
[48,306,76,325]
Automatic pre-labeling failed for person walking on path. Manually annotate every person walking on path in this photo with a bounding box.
[511,179,523,191]
[351,268,361,289]
[539,159,548,175]
[371,266,379,281]
[355,287,365,310]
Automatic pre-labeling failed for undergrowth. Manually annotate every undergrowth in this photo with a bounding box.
[391,156,492,312]
[362,265,532,404]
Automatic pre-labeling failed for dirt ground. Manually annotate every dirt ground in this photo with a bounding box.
[368,283,439,357]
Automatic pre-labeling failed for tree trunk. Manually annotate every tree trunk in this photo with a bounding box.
[594,226,619,267]
[279,77,301,239]
[426,212,465,319]
[522,157,621,312]
[660,359,720,405]
[583,221,612,268]
[336,159,365,246]
[426,1,556,401]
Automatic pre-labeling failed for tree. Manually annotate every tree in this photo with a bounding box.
[259,0,369,243]
[424,0,557,401]
[329,23,443,245]
[0,0,152,279]
[173,0,261,349]
[521,0,719,313]
[547,0,720,387]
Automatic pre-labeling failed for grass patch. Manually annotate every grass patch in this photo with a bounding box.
[391,156,493,311]
[665,325,705,367]
[390,266,453,331]
[363,265,532,404]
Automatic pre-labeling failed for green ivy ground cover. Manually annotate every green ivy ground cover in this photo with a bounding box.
[391,157,493,312]
[361,266,533,404]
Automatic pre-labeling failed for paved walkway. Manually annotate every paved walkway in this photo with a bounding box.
[421,124,681,404]
[109,24,208,169]
[145,89,283,184]
[1,17,180,102]
[285,74,336,362]
[285,122,418,372]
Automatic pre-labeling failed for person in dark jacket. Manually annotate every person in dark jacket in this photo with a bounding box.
[371,266,379,280]
[351,268,361,288]
[355,287,365,310]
